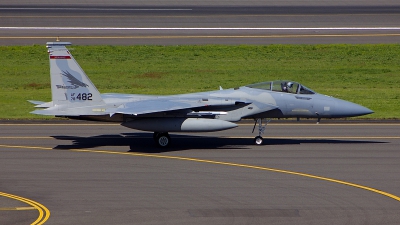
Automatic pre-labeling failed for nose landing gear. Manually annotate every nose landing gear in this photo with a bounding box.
[252,118,271,145]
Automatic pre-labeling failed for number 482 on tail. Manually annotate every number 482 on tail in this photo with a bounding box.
[76,93,92,101]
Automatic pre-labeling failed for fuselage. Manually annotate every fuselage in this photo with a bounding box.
[88,82,372,124]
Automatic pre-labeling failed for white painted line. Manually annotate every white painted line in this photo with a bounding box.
[1,27,400,30]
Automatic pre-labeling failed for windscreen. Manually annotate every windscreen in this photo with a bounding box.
[247,80,315,95]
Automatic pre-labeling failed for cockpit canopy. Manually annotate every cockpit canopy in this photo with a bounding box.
[246,80,315,95]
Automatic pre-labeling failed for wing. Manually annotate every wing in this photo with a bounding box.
[106,97,251,116]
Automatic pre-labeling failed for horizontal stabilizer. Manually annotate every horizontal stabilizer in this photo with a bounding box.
[31,109,61,116]
[28,100,54,108]
[28,100,46,105]
[31,105,108,116]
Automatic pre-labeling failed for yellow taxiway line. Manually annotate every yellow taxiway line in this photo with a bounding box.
[0,144,399,205]
[0,191,50,225]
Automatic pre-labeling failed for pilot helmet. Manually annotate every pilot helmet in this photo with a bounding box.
[287,82,293,88]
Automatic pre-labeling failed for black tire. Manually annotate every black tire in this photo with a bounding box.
[155,132,170,147]
[254,136,263,145]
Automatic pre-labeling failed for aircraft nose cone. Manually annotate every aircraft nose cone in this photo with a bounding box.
[334,99,374,117]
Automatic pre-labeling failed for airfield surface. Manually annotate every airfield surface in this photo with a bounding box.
[1,1,400,224]
[1,121,399,225]
[1,0,400,45]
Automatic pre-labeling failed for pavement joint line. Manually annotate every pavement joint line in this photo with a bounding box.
[1,144,399,204]
[0,191,50,225]
[1,13,399,18]
[0,8,192,11]
[2,27,400,30]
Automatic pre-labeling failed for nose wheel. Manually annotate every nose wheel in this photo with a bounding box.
[254,136,263,145]
[252,118,271,145]
[153,132,171,147]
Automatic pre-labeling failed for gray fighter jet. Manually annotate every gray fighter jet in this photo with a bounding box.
[30,42,373,147]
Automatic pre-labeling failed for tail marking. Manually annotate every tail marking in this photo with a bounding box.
[57,70,89,89]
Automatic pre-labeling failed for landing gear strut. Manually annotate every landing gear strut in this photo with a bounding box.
[153,132,171,147]
[252,118,271,145]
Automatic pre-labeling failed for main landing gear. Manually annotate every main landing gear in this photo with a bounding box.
[252,118,271,145]
[153,132,171,147]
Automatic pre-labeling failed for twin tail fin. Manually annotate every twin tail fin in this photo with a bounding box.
[31,42,106,116]
[47,42,104,106]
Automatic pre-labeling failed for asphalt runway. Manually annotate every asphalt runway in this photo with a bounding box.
[1,1,400,45]
[1,122,399,224]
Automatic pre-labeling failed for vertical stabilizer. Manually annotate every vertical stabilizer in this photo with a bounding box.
[47,42,104,106]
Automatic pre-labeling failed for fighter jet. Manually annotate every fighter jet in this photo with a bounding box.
[29,42,373,147]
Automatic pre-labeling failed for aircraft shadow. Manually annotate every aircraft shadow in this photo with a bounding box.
[51,133,385,153]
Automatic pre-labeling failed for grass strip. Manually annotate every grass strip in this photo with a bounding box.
[0,44,399,119]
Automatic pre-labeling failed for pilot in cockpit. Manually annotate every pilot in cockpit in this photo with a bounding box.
[281,81,293,93]
[286,82,293,91]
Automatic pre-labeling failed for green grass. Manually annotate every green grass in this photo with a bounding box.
[1,44,399,119]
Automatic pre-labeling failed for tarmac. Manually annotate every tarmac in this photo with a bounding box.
[1,121,399,224]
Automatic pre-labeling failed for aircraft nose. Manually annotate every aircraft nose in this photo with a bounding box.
[334,99,374,117]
